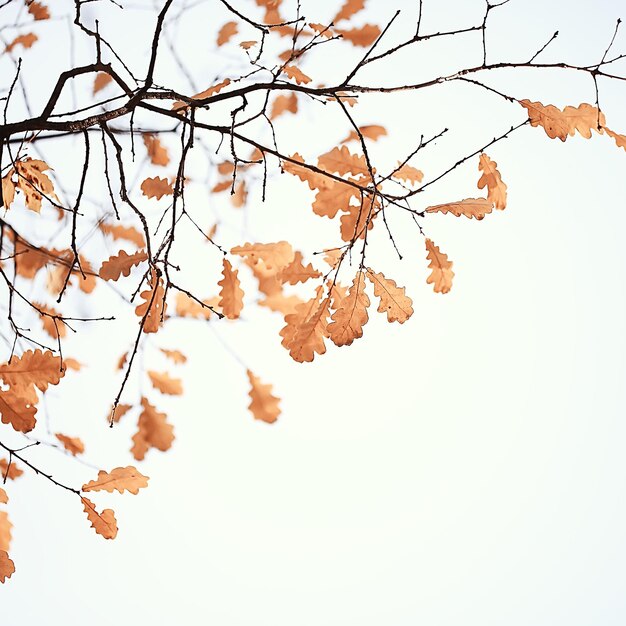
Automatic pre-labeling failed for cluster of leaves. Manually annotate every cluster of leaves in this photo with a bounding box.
[0,0,625,584]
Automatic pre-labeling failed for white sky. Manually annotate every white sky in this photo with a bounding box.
[2,0,626,624]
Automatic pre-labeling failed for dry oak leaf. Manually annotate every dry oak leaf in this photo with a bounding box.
[231,180,247,208]
[63,358,82,371]
[81,497,118,540]
[172,79,231,112]
[13,241,53,278]
[259,292,304,316]
[15,158,55,213]
[0,488,6,505]
[110,403,132,424]
[0,349,64,392]
[247,258,282,296]
[135,270,167,333]
[282,153,331,191]
[425,238,454,294]
[426,198,494,220]
[281,287,330,362]
[240,40,257,49]
[212,179,232,193]
[55,433,85,456]
[28,1,50,20]
[0,551,14,584]
[333,0,365,22]
[5,33,37,53]
[99,249,148,281]
[327,270,370,346]
[0,459,23,481]
[32,302,66,339]
[143,133,170,166]
[281,251,321,285]
[46,253,97,296]
[140,176,173,200]
[340,201,376,241]
[283,65,312,85]
[392,163,424,185]
[604,127,626,150]
[313,179,361,218]
[93,72,112,95]
[99,222,146,248]
[148,370,183,396]
[271,93,298,119]
[336,24,380,47]
[247,370,280,424]
[82,466,149,495]
[366,269,413,324]
[519,100,605,141]
[318,145,370,178]
[477,153,507,209]
[218,259,244,320]
[0,388,37,433]
[0,511,11,551]
[343,124,387,144]
[131,397,175,461]
[217,21,238,46]
[231,241,295,271]
[174,292,216,319]
[160,348,187,364]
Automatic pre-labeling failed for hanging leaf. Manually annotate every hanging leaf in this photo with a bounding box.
[143,134,170,166]
[218,259,244,320]
[425,238,454,294]
[477,153,507,209]
[0,551,14,584]
[135,269,167,333]
[365,269,413,323]
[217,21,238,46]
[81,497,118,540]
[131,397,175,461]
[99,250,148,281]
[140,177,173,200]
[327,270,370,346]
[148,371,183,395]
[426,198,494,220]
[55,433,85,456]
[82,466,149,495]
[247,370,280,424]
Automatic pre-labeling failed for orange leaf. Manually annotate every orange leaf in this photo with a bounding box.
[318,145,369,177]
[327,270,370,346]
[0,388,37,433]
[172,79,231,112]
[336,24,380,47]
[0,489,7,504]
[0,349,64,392]
[131,397,174,461]
[366,269,414,323]
[0,551,14,584]
[240,40,257,49]
[247,370,280,424]
[477,153,507,209]
[426,198,494,220]
[143,133,169,166]
[333,0,365,22]
[0,459,23,481]
[283,65,311,85]
[0,511,11,551]
[342,125,387,143]
[99,222,145,248]
[110,403,132,424]
[28,1,49,20]
[520,100,604,141]
[280,251,321,285]
[392,163,424,185]
[140,176,173,200]
[230,241,295,271]
[217,21,238,46]
[135,270,167,333]
[425,238,454,294]
[5,33,37,53]
[82,466,149,495]
[270,93,298,119]
[93,72,112,95]
[32,302,66,339]
[55,433,85,456]
[98,249,148,281]
[218,259,244,320]
[81,497,118,540]
[174,292,216,319]
[160,348,187,364]
[148,370,183,395]
[15,158,55,213]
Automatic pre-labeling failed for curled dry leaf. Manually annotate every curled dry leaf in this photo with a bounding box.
[148,370,183,395]
[247,370,281,424]
[477,153,507,209]
[15,158,56,213]
[172,79,231,112]
[131,397,175,461]
[365,269,414,323]
[82,466,149,495]
[99,249,148,282]
[135,270,167,333]
[230,241,295,271]
[218,259,244,320]
[81,497,118,540]
[0,551,15,584]
[426,198,494,220]
[55,433,85,456]
[143,133,169,166]
[425,238,454,294]
[327,270,370,346]
[217,21,238,46]
[140,176,173,200]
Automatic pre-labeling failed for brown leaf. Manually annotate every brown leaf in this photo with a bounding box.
[99,249,148,281]
[15,158,55,213]
[259,292,303,316]
[217,21,238,46]
[81,497,118,540]
[231,241,295,271]
[0,551,14,584]
[55,433,85,456]
[313,178,360,218]
[520,100,604,141]
[283,65,311,85]
[135,270,167,333]
[336,24,380,47]
[172,79,231,112]
[5,33,37,53]
[309,22,334,38]
[131,397,175,461]
[143,133,169,166]
[392,163,424,185]
[247,370,280,424]
[0,349,64,393]
[333,0,365,22]
[160,348,187,364]
[0,459,23,481]
[270,93,298,119]
[99,223,145,248]
[425,238,454,294]
[218,259,244,319]
[93,72,112,95]
[148,370,183,395]
[82,466,149,495]
[231,180,247,208]
[327,270,370,346]
[175,292,216,319]
[140,176,173,200]
[340,201,375,241]
[0,488,7,504]
[342,124,387,144]
[110,403,132,424]
[280,251,321,285]
[32,302,66,339]
[0,510,11,552]
[604,127,626,150]
[366,269,414,323]
[0,388,37,433]
[240,40,257,49]
[283,153,332,191]
[426,198,494,220]
[2,172,15,210]
[477,153,507,209]
[27,1,50,20]
[318,145,369,177]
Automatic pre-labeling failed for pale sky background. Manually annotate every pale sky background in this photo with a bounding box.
[2,0,626,624]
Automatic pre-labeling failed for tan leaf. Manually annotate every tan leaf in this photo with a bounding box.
[135,269,167,333]
[55,433,85,456]
[131,397,175,461]
[333,0,365,22]
[519,100,605,141]
[217,21,238,46]
[0,488,7,504]
[32,302,66,339]
[27,1,50,20]
[174,292,215,319]
[0,459,23,481]
[231,180,247,208]
[212,179,232,193]
[336,24,380,47]
[99,223,145,248]
[98,249,148,281]
[392,163,424,185]
[0,511,11,551]
[0,349,64,392]
[15,158,55,213]
[218,259,244,320]
[365,269,413,323]
[280,251,321,285]
[282,153,331,191]
[231,241,295,271]
[81,497,118,540]
[604,127,626,150]
[143,133,169,166]
[2,173,15,210]
[318,145,369,177]
[240,40,257,49]
[477,153,507,209]
[313,179,360,218]
[0,388,37,433]
[63,358,82,371]
[0,551,14,584]
[259,292,303,316]
[425,238,454,294]
[342,125,387,144]
[160,348,187,364]
[82,466,149,495]
[140,176,173,200]
[148,370,183,395]
[340,201,375,241]
[426,198,494,220]
[93,72,112,95]
[110,403,132,424]
[309,22,334,38]
[172,79,231,112]
[247,370,280,424]
[270,93,298,119]
[327,270,370,346]
[5,33,37,53]
[283,65,311,85]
